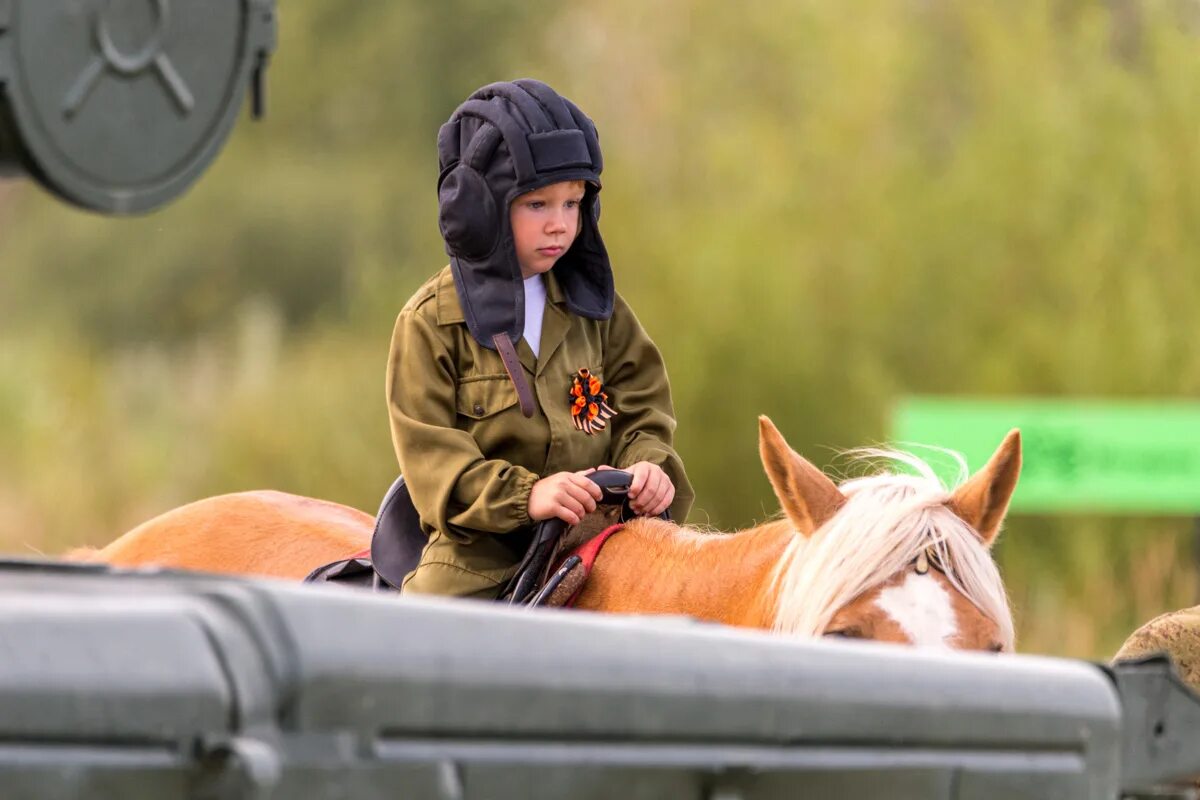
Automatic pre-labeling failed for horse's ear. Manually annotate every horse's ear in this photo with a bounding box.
[949,429,1021,547]
[758,416,846,537]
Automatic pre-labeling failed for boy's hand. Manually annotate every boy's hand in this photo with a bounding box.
[528,470,605,526]
[626,461,675,517]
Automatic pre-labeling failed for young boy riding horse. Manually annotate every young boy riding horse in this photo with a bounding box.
[386,79,693,598]
[70,79,1021,652]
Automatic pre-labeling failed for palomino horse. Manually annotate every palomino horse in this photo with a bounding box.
[69,417,1020,652]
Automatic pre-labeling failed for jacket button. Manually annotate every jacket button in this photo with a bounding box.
[473,404,485,415]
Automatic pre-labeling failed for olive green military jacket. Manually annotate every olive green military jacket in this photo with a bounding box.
[386,265,693,598]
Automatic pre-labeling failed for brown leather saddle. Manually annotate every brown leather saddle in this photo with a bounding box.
[306,469,662,606]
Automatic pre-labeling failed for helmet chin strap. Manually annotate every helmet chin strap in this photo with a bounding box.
[491,333,536,418]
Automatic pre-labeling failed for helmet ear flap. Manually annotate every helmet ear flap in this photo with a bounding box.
[438,164,499,260]
[582,184,600,224]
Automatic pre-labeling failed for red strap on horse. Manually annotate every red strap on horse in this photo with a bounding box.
[571,523,624,572]
[562,523,624,606]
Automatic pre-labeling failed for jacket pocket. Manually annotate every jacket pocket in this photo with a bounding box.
[455,374,519,420]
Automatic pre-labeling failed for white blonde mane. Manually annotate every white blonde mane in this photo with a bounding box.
[769,449,1015,650]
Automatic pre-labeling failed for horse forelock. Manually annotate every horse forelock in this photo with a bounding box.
[768,451,1014,650]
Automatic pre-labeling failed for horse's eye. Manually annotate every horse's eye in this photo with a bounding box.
[824,628,864,640]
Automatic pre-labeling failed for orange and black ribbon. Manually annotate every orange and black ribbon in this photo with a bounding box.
[569,368,616,435]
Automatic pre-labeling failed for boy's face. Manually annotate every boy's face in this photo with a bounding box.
[509,180,586,279]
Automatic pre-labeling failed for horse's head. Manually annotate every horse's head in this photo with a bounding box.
[758,417,1019,653]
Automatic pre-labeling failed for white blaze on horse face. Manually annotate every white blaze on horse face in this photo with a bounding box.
[875,572,958,649]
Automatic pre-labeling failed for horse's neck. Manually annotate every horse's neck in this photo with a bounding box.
[573,518,795,630]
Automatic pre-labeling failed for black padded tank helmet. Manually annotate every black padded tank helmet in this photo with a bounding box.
[436,79,612,352]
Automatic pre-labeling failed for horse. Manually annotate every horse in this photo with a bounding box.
[68,417,1020,652]
[1115,606,1200,689]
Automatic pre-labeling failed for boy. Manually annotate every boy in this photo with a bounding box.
[387,79,693,598]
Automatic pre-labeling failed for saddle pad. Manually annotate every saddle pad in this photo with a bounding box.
[303,550,376,589]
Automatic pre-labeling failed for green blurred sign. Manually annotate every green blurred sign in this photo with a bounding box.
[893,397,1200,514]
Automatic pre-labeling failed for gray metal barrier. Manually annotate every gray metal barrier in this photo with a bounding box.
[4,559,1196,799]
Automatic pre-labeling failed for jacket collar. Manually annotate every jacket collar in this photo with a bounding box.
[436,267,570,376]
[435,266,465,325]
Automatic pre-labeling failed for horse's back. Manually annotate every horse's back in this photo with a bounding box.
[81,490,374,580]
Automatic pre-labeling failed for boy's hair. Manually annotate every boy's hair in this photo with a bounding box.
[437,80,613,353]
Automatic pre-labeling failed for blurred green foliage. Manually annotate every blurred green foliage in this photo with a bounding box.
[1,0,1198,658]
